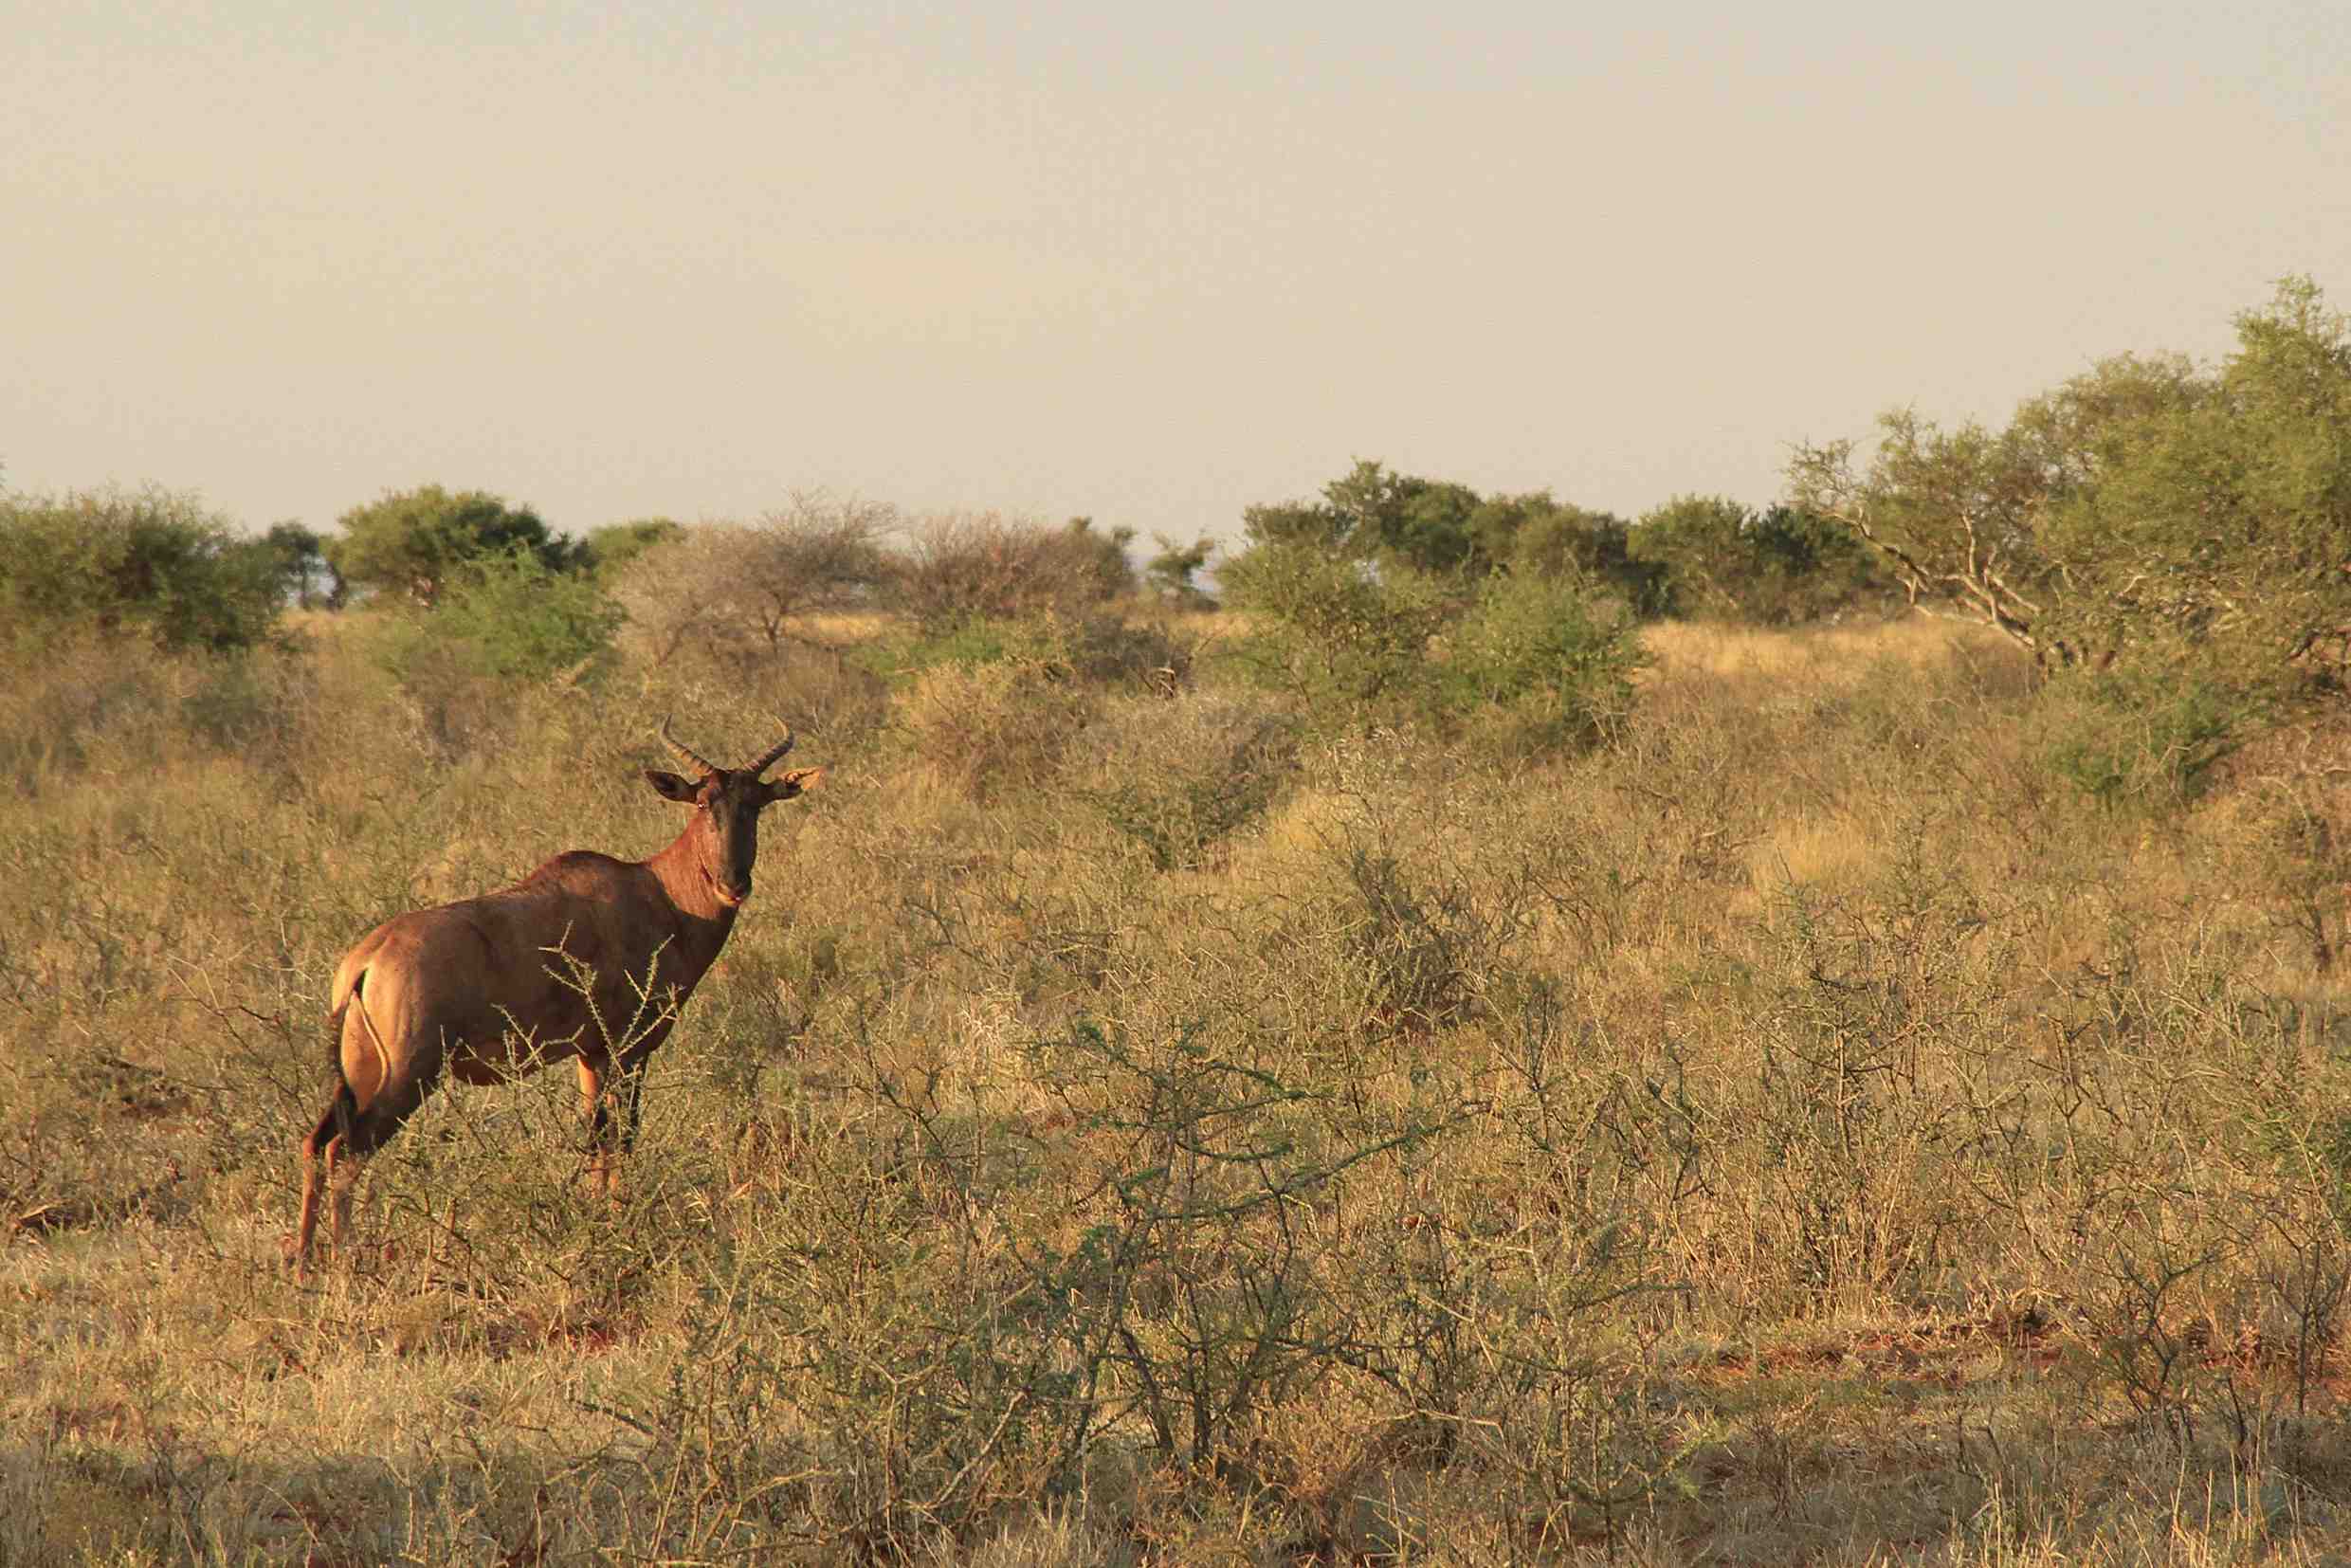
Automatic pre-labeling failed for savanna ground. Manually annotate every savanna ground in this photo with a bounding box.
[9,605,2351,1566]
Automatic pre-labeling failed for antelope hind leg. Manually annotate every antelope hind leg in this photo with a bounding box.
[291,1099,343,1277]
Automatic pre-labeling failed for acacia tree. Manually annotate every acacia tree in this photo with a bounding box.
[1787,407,2070,659]
[613,495,895,664]
[1239,462,1480,574]
[2038,279,2351,681]
[328,485,568,606]
[1218,536,1450,709]
[1145,535,1217,609]
[1787,279,2348,682]
[264,521,342,609]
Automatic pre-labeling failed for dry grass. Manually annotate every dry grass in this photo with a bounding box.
[1635,611,2016,684]
[7,611,2351,1563]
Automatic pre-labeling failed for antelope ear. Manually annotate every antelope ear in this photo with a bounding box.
[765,767,824,802]
[645,769,698,802]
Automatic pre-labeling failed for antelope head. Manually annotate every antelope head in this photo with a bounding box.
[647,718,823,908]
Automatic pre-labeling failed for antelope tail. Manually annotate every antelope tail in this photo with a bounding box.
[324,963,406,1150]
[326,962,390,1128]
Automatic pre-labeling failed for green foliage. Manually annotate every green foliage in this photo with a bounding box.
[0,485,282,651]
[376,546,624,685]
[1792,277,2351,696]
[1058,515,1139,600]
[1240,463,1657,611]
[329,483,569,606]
[1231,461,1673,667]
[577,517,683,579]
[1467,491,1663,606]
[1321,460,1483,573]
[2038,665,2254,808]
[2039,280,2351,685]
[1437,570,1645,749]
[1143,533,1218,609]
[1223,526,1639,750]
[262,520,342,610]
[1233,462,1671,735]
[1239,461,1475,572]
[1788,407,2063,652]
[1219,539,1451,719]
[1631,497,1887,624]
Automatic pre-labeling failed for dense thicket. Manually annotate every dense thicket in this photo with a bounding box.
[1629,496,1891,624]
[0,485,283,650]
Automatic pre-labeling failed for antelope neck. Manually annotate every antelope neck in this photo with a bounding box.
[647,827,744,930]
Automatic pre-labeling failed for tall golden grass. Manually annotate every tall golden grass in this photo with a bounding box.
[5,608,2351,1563]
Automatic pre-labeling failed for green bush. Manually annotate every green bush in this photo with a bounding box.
[2037,281,2351,687]
[1221,540,1641,752]
[1143,533,1218,609]
[262,521,342,609]
[1468,491,1664,607]
[0,486,282,651]
[375,547,624,685]
[1436,571,1645,750]
[1793,277,2351,688]
[577,517,683,580]
[1630,497,1888,624]
[1218,540,1450,720]
[2039,665,2253,807]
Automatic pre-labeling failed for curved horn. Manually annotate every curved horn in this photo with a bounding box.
[657,715,719,778]
[744,721,795,780]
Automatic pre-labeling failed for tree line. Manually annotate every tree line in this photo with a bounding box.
[0,468,1891,658]
[7,276,2344,738]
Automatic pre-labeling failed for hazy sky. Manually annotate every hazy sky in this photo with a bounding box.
[7,0,2345,548]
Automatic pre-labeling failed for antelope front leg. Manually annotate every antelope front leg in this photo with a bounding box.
[578,1056,618,1200]
[604,1057,650,1204]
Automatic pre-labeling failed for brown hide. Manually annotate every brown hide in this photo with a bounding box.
[331,843,736,1095]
